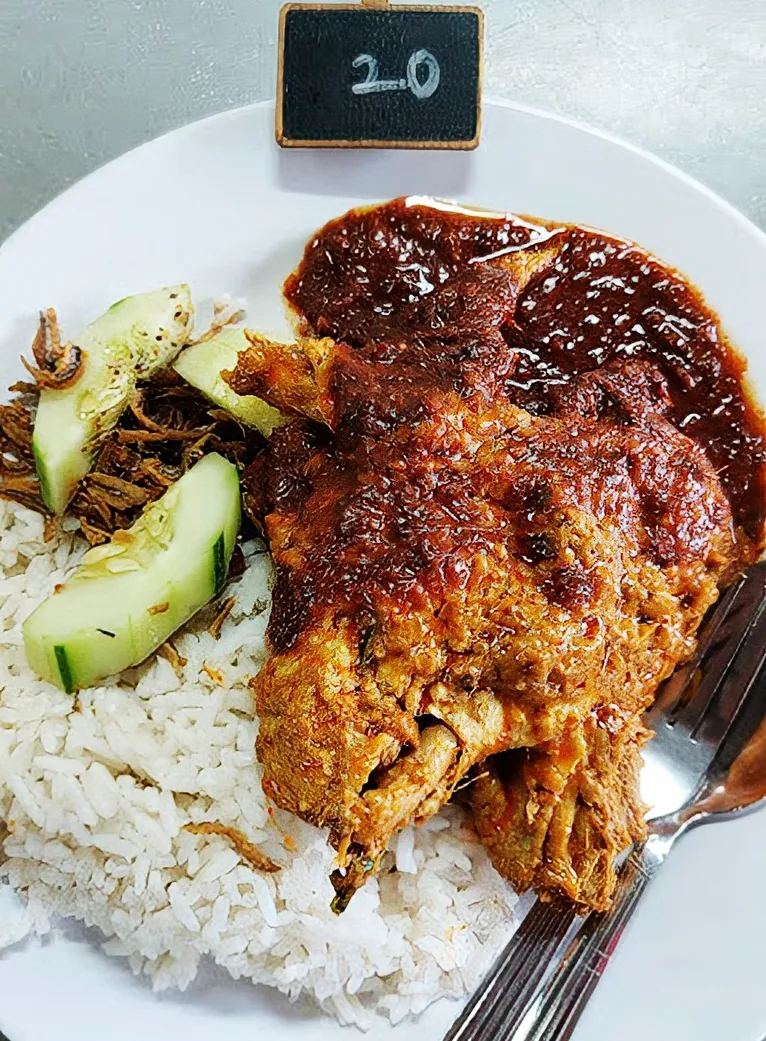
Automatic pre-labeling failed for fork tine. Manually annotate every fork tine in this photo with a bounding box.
[646,562,766,733]
[691,578,766,746]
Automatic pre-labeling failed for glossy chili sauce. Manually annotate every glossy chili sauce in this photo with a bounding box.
[284,197,766,544]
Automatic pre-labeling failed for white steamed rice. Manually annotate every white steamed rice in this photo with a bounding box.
[0,497,518,1027]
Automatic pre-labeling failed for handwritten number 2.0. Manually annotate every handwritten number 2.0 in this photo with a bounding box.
[351,49,441,99]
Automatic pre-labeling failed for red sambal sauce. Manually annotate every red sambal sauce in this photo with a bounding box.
[284,196,766,544]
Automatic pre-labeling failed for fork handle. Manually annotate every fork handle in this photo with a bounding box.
[443,897,582,1041]
[514,838,667,1041]
[445,836,669,1041]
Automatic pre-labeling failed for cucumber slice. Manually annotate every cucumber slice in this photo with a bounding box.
[173,327,287,435]
[33,286,194,514]
[23,453,241,693]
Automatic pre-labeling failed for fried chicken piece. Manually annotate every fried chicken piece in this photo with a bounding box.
[229,277,741,908]
[469,710,649,912]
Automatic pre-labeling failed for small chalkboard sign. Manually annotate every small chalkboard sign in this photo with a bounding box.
[276,1,483,150]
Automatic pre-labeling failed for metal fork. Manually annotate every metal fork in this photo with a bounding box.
[445,561,766,1041]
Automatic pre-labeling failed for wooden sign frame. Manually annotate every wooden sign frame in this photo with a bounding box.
[276,1,484,150]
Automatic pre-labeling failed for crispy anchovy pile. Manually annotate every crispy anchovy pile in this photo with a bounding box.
[0,367,264,543]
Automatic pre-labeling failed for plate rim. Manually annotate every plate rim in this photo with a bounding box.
[3,96,765,261]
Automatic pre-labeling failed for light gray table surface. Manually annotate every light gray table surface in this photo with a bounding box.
[1,0,765,243]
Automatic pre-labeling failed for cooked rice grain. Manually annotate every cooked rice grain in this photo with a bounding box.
[0,498,517,1027]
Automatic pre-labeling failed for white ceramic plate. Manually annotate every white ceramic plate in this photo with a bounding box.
[2,99,766,1041]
